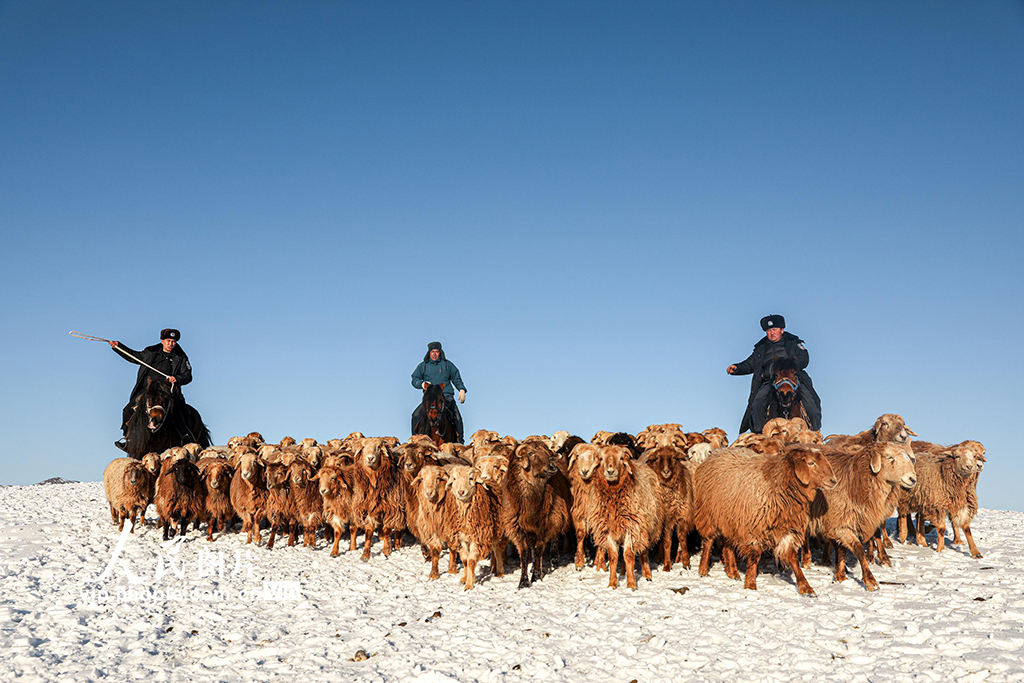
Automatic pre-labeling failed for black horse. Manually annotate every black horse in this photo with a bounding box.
[412,382,458,447]
[126,377,211,458]
[764,357,809,426]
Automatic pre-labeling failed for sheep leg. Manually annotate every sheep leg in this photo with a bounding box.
[661,528,673,572]
[428,548,441,580]
[743,548,759,590]
[490,542,506,577]
[934,517,946,552]
[349,526,358,552]
[914,512,928,547]
[129,510,139,534]
[801,535,812,569]
[464,558,477,591]
[518,543,532,589]
[207,519,215,542]
[361,526,374,561]
[898,513,910,544]
[109,503,118,524]
[674,524,691,570]
[873,528,891,567]
[698,538,714,577]
[287,522,297,547]
[118,514,126,533]
[836,532,877,590]
[267,524,278,550]
[574,530,587,570]
[330,524,342,557]
[882,525,894,548]
[381,527,393,557]
[722,545,740,580]
[162,520,171,541]
[640,546,653,582]
[962,525,983,559]
[624,547,638,590]
[782,544,815,596]
[606,543,620,589]
[531,542,544,584]
[595,547,608,572]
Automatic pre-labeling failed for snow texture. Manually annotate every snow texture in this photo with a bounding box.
[1,482,1022,682]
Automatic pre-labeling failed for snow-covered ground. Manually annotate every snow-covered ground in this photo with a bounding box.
[2,482,1022,682]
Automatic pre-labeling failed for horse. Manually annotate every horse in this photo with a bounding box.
[763,357,809,427]
[412,382,457,447]
[125,377,211,458]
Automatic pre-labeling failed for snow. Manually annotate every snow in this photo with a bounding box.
[2,482,1023,682]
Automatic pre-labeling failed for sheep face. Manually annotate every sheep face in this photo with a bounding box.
[475,456,508,488]
[205,461,234,491]
[515,442,558,479]
[950,444,982,477]
[315,466,349,498]
[265,462,290,491]
[239,453,262,482]
[702,428,729,449]
[359,438,391,471]
[873,414,918,444]
[570,444,601,481]
[599,446,634,485]
[245,431,265,446]
[645,446,683,483]
[447,465,478,503]
[290,460,315,488]
[279,436,297,447]
[415,465,449,504]
[687,443,713,466]
[873,442,918,489]
[125,460,147,487]
[170,459,200,488]
[398,443,434,475]
[142,452,161,475]
[302,445,323,468]
[788,446,837,492]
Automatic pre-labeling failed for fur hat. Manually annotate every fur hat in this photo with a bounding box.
[423,341,446,362]
[760,315,785,331]
[160,328,181,341]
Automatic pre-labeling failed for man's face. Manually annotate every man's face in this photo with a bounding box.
[161,338,177,353]
[765,327,784,343]
[429,348,441,361]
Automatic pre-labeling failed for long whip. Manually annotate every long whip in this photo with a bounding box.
[69,330,173,381]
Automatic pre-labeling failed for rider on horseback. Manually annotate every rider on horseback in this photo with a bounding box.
[411,341,466,444]
[110,328,193,451]
[727,314,822,434]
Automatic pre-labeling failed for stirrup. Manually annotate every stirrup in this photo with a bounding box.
[114,438,128,452]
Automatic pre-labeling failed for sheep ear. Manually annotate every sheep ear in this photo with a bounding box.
[794,459,811,486]
[905,426,918,437]
[870,448,883,474]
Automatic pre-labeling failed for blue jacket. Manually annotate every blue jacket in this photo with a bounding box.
[411,359,466,398]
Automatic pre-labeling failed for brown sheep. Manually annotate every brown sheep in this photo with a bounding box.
[568,443,607,571]
[824,413,917,449]
[805,442,918,590]
[395,438,441,546]
[351,437,406,561]
[590,445,663,590]
[641,445,695,571]
[289,458,323,549]
[409,465,460,580]
[693,445,837,595]
[230,451,268,544]
[198,458,235,541]
[315,464,356,557]
[447,464,503,590]
[155,459,206,541]
[497,440,572,588]
[701,428,729,450]
[264,461,297,549]
[897,440,985,558]
[104,457,155,533]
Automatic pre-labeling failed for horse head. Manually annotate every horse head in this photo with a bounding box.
[141,377,174,433]
[770,358,801,408]
[422,382,446,427]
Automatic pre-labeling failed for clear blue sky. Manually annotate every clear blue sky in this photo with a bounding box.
[2,2,1022,511]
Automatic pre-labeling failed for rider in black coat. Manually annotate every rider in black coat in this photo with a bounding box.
[727,315,821,434]
[110,329,193,441]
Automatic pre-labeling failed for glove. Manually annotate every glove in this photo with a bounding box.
[458,389,466,404]
[422,382,430,390]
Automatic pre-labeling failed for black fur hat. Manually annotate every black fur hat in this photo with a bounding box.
[160,328,181,340]
[760,315,785,331]
[423,341,446,362]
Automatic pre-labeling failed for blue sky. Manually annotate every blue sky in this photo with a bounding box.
[2,1,1022,511]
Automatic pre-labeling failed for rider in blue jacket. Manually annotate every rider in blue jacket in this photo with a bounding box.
[411,341,466,443]
[727,315,821,434]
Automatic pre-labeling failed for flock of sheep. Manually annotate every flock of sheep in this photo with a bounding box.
[102,414,986,595]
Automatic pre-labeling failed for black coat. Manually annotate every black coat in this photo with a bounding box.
[115,343,193,404]
[731,331,818,431]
